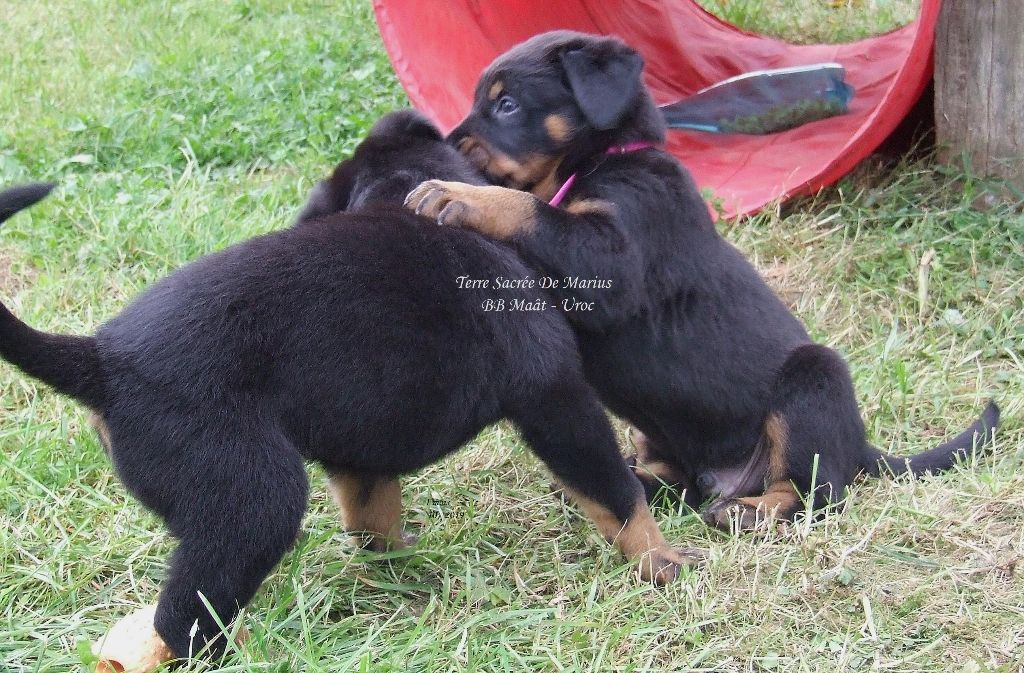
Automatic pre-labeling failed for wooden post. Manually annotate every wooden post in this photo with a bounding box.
[935,1,1024,187]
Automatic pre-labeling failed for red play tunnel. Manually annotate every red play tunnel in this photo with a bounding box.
[373,0,939,216]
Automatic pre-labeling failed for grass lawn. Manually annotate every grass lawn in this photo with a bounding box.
[2,0,1021,671]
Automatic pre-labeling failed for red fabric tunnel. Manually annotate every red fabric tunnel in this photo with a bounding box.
[373,0,939,216]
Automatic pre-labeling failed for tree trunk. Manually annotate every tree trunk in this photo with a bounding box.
[935,1,1024,187]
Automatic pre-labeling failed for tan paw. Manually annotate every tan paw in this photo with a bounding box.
[637,545,704,585]
[404,180,476,226]
[92,605,174,673]
[404,180,535,239]
[364,530,418,552]
[702,499,766,532]
[92,603,250,671]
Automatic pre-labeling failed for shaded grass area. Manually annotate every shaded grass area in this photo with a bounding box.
[2,1,1022,671]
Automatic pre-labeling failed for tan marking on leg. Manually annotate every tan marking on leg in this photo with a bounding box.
[733,480,800,513]
[628,428,656,462]
[638,460,687,485]
[763,413,790,483]
[632,459,690,505]
[702,414,797,532]
[564,198,615,217]
[628,429,690,501]
[405,180,538,239]
[89,412,113,458]
[704,480,800,532]
[563,488,695,584]
[544,114,573,143]
[329,473,410,551]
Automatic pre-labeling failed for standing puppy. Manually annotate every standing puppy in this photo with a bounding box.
[405,31,999,529]
[0,111,689,664]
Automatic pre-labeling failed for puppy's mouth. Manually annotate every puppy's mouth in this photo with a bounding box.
[455,136,559,197]
[457,138,494,175]
[456,136,524,189]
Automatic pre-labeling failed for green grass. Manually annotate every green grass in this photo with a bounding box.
[2,1,1022,671]
[697,0,921,44]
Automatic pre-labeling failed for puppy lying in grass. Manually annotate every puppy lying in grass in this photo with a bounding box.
[0,110,690,668]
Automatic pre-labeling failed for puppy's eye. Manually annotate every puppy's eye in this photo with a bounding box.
[494,95,520,117]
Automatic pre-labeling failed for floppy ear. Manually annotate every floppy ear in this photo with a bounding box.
[560,41,644,130]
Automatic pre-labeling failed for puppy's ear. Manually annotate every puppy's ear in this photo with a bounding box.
[369,109,443,142]
[560,41,644,130]
[294,159,356,226]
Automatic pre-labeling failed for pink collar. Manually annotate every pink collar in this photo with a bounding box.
[548,141,658,207]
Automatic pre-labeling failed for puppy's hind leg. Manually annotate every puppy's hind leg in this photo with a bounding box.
[88,412,113,458]
[703,344,863,532]
[625,428,696,508]
[328,471,415,551]
[139,429,309,659]
[509,380,701,585]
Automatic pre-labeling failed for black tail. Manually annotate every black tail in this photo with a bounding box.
[864,401,1001,477]
[0,183,106,409]
[0,182,56,224]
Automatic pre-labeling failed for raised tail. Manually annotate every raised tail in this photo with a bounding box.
[864,401,1001,477]
[0,182,56,224]
[0,182,106,409]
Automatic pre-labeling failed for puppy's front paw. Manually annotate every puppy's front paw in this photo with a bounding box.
[404,180,446,217]
[363,529,419,552]
[638,545,704,585]
[404,180,476,228]
[405,180,535,239]
[702,498,763,532]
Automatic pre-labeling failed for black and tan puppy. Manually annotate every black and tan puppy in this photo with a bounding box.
[405,31,1000,530]
[0,111,689,662]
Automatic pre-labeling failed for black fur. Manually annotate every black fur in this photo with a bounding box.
[0,182,54,224]
[441,31,1000,522]
[0,110,661,659]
